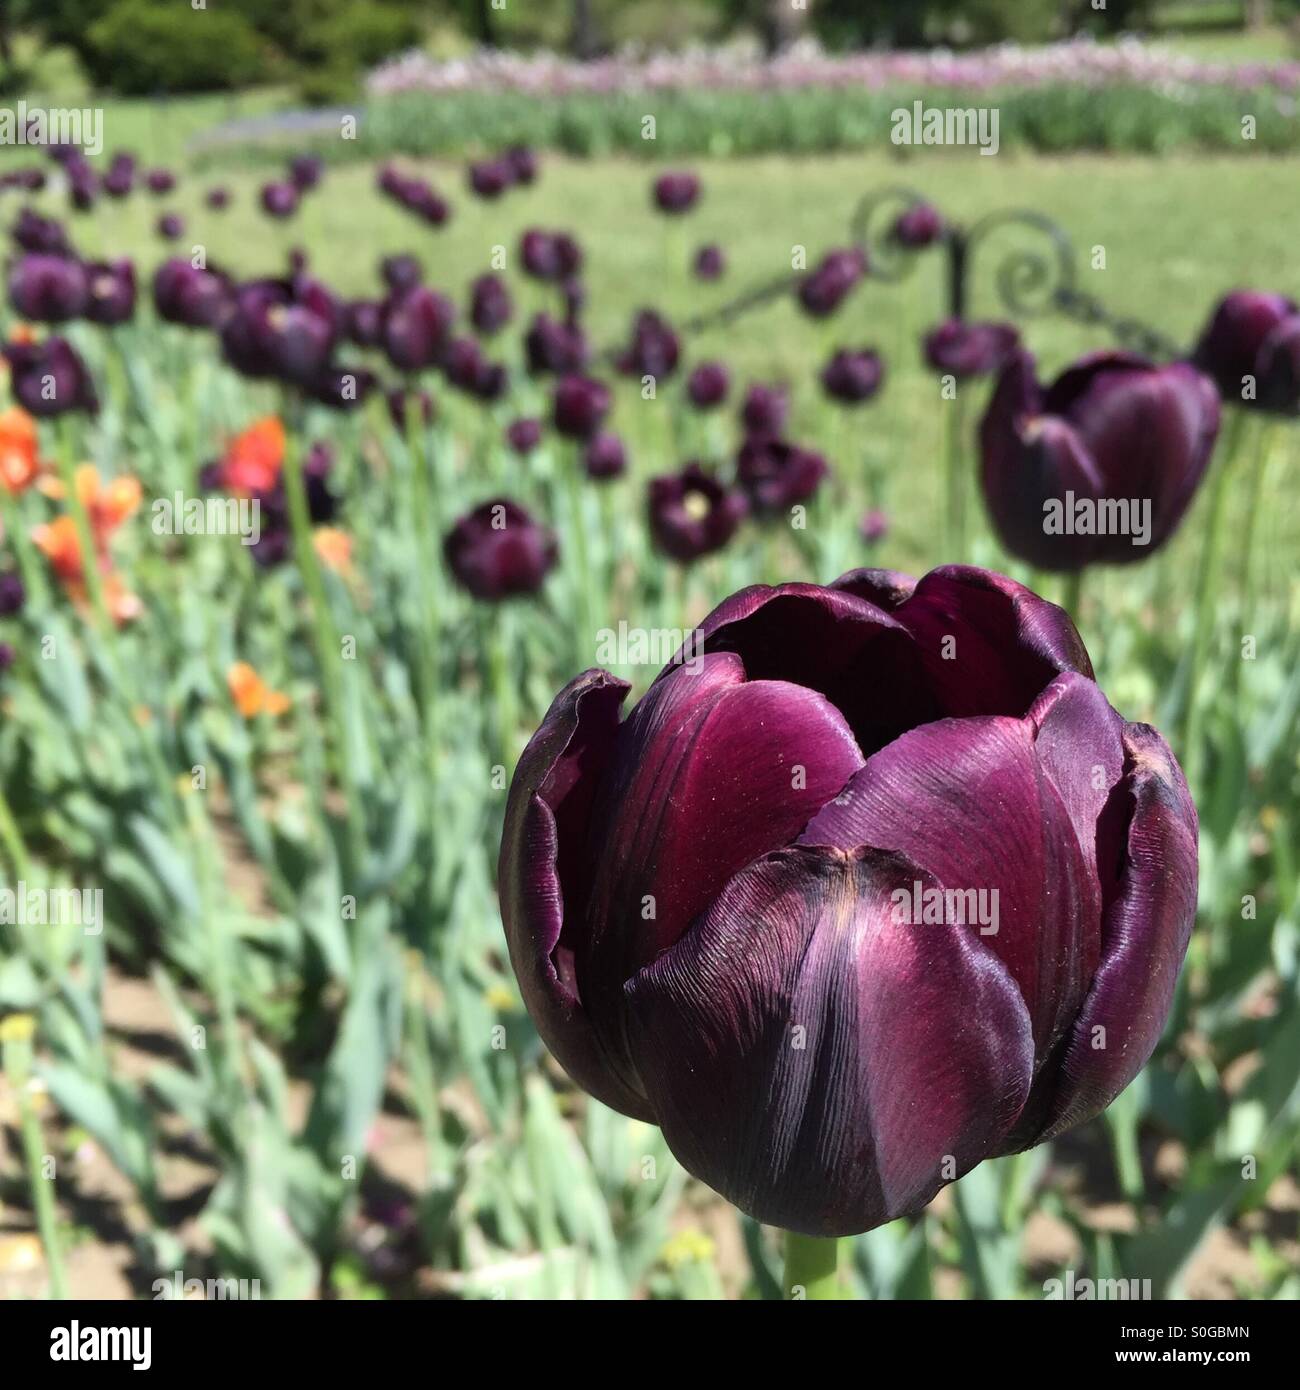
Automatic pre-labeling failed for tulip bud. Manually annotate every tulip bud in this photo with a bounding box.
[924,319,1020,379]
[552,374,611,440]
[652,171,701,215]
[821,347,884,405]
[8,254,88,323]
[687,361,731,410]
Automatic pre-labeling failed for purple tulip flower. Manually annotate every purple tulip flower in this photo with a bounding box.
[84,259,136,326]
[647,462,748,561]
[552,374,611,440]
[1192,290,1300,415]
[925,319,1020,379]
[652,171,701,215]
[499,565,1198,1234]
[737,437,830,515]
[980,350,1221,571]
[687,361,731,410]
[8,254,89,323]
[444,498,558,601]
[822,348,884,405]
[4,336,98,416]
[382,286,456,373]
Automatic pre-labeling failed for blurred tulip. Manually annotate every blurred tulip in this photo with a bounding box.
[924,319,1020,379]
[4,337,97,416]
[892,202,945,248]
[647,462,747,561]
[584,431,626,481]
[308,365,378,411]
[653,171,701,215]
[617,309,680,379]
[145,168,175,195]
[737,437,830,514]
[221,278,339,385]
[445,337,507,402]
[12,209,71,255]
[345,299,383,348]
[381,254,422,293]
[505,145,538,184]
[444,498,558,601]
[798,247,866,318]
[553,374,611,440]
[860,508,889,544]
[0,407,42,493]
[1192,290,1300,414]
[206,186,230,211]
[156,213,184,241]
[469,159,513,198]
[382,286,456,373]
[470,273,513,336]
[821,348,884,405]
[525,313,587,375]
[8,253,88,322]
[506,417,543,456]
[0,571,25,616]
[980,350,1221,571]
[687,361,731,410]
[740,383,789,437]
[289,155,323,192]
[153,258,232,329]
[693,244,726,281]
[386,387,436,432]
[84,259,136,326]
[521,229,583,282]
[260,182,299,219]
[500,565,1198,1234]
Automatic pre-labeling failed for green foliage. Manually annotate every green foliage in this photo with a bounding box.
[85,1,269,95]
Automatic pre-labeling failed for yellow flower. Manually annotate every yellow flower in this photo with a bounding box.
[661,1228,715,1269]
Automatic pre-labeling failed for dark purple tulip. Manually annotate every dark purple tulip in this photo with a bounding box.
[860,508,889,544]
[444,498,558,601]
[68,169,97,212]
[617,309,680,380]
[520,229,583,282]
[1255,316,1300,415]
[469,159,513,199]
[8,254,88,323]
[506,417,542,456]
[499,564,1198,1234]
[470,273,513,336]
[552,374,611,440]
[382,286,456,372]
[798,247,867,318]
[892,202,945,249]
[13,209,71,255]
[647,462,747,561]
[260,182,299,219]
[652,171,701,215]
[821,348,884,405]
[925,319,1020,380]
[693,244,726,281]
[737,437,830,515]
[221,278,339,385]
[525,313,588,375]
[206,186,230,211]
[145,168,175,195]
[84,259,136,326]
[980,350,1221,572]
[408,184,451,227]
[505,145,538,185]
[157,213,184,241]
[4,337,97,417]
[387,387,436,432]
[1192,290,1300,412]
[103,158,134,199]
[584,432,626,481]
[687,361,730,410]
[445,337,507,402]
[0,572,25,616]
[741,383,789,437]
[345,299,383,348]
[289,156,323,192]
[308,365,378,411]
[153,258,232,329]
[380,254,422,293]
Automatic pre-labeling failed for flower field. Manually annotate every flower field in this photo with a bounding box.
[0,119,1297,1306]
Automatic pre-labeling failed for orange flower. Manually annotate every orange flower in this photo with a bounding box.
[0,407,42,495]
[32,515,83,581]
[227,661,290,719]
[220,417,285,496]
[74,465,142,540]
[313,527,352,573]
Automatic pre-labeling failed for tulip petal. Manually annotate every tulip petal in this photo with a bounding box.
[829,567,917,611]
[623,845,1034,1236]
[892,565,1093,717]
[1026,722,1198,1143]
[580,654,866,1014]
[682,582,941,755]
[498,668,652,1119]
[800,714,1098,1057]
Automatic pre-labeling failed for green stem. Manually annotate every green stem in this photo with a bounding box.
[943,390,969,565]
[1180,410,1242,772]
[783,1231,841,1300]
[563,443,596,666]
[4,1028,69,1299]
[1236,417,1275,666]
[1061,570,1083,624]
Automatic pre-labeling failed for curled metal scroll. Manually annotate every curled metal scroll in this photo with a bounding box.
[597,187,1186,363]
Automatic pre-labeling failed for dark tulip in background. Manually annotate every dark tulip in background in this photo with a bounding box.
[499,567,1198,1235]
[444,499,558,601]
[1193,289,1300,415]
[647,462,747,560]
[925,318,1021,379]
[980,350,1222,571]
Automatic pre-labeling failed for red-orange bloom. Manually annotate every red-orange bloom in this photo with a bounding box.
[0,407,42,495]
[219,417,285,496]
[227,661,291,718]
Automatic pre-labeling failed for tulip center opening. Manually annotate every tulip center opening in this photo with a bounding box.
[683,489,712,522]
